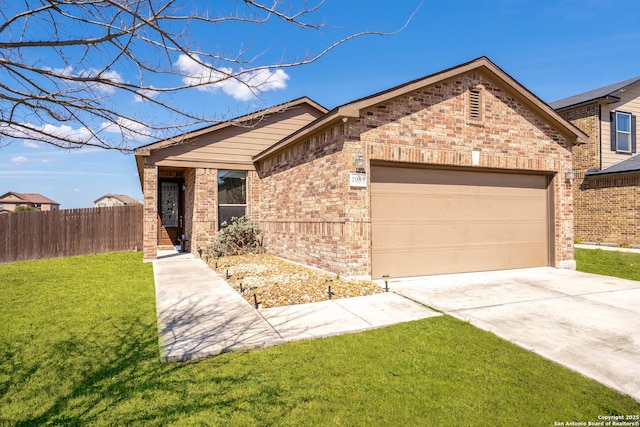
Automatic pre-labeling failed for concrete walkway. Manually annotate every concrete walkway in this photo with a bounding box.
[153,249,440,362]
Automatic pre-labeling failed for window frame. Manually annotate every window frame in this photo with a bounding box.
[615,111,632,154]
[217,170,247,229]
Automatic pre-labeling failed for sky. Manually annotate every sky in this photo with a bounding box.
[2,0,640,208]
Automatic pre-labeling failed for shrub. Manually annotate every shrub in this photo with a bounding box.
[206,216,262,258]
[15,206,39,212]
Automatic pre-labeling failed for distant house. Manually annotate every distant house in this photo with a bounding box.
[94,194,141,208]
[550,76,640,247]
[0,192,60,212]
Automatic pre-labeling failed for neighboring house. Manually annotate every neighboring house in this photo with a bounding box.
[0,192,60,212]
[94,194,141,207]
[135,57,586,279]
[550,76,640,247]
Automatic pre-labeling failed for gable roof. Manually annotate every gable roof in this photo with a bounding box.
[550,76,640,111]
[586,154,640,177]
[134,96,327,156]
[254,56,588,162]
[134,96,327,184]
[0,192,60,205]
[94,194,140,205]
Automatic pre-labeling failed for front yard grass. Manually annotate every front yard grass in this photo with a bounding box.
[575,247,640,281]
[1,252,639,425]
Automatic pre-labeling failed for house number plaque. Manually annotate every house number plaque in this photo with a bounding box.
[349,172,367,188]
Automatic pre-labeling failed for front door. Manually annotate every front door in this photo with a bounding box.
[158,180,184,246]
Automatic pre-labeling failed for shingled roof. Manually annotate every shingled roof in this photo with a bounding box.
[586,154,640,177]
[550,76,640,111]
[0,192,60,205]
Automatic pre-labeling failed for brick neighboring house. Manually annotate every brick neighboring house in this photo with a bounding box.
[0,192,60,212]
[550,76,640,247]
[94,194,141,207]
[135,57,586,279]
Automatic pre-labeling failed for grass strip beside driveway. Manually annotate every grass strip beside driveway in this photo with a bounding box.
[576,247,640,281]
[1,252,639,425]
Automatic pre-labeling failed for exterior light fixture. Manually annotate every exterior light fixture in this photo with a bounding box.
[355,150,366,171]
[382,275,390,292]
[564,170,576,180]
[326,279,334,300]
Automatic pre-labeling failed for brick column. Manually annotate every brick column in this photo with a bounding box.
[143,160,158,261]
[191,168,218,254]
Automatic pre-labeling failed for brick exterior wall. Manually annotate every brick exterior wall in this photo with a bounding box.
[142,166,260,260]
[558,105,600,175]
[256,125,350,274]
[142,159,158,261]
[188,168,218,255]
[558,104,640,246]
[576,174,640,246]
[256,70,575,276]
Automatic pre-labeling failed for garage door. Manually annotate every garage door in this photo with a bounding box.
[371,166,551,279]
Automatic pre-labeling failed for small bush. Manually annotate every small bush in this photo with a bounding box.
[206,216,262,258]
[15,206,39,212]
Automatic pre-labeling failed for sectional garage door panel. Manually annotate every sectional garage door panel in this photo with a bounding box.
[371,166,550,279]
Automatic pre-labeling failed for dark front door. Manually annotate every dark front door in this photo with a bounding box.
[158,180,184,246]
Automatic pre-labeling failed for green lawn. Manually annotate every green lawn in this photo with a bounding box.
[1,252,639,426]
[575,247,640,281]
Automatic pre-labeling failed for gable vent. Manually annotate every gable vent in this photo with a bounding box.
[469,88,482,121]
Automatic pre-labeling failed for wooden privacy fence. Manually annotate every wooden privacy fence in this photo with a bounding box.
[0,205,143,263]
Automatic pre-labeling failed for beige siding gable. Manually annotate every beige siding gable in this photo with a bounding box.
[149,105,323,170]
[601,83,640,169]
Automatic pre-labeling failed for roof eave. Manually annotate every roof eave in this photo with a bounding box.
[255,57,588,159]
[586,168,640,178]
[133,96,327,157]
[553,95,621,112]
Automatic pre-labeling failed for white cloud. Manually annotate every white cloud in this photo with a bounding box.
[44,66,124,95]
[1,122,95,146]
[11,156,28,164]
[175,54,289,101]
[100,117,152,142]
[42,159,50,164]
[23,141,40,148]
[134,87,159,102]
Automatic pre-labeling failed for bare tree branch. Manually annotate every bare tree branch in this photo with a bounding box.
[0,0,422,152]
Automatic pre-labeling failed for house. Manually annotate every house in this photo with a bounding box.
[135,57,587,279]
[0,192,60,212]
[550,76,640,247]
[94,194,141,207]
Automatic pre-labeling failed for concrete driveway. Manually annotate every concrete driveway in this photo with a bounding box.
[388,267,640,402]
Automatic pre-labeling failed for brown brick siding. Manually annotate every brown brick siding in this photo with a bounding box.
[188,168,218,254]
[142,159,158,260]
[256,126,350,274]
[557,105,640,246]
[256,70,575,276]
[557,105,600,175]
[576,174,640,246]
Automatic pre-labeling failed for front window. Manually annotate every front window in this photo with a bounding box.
[218,170,247,228]
[616,112,632,153]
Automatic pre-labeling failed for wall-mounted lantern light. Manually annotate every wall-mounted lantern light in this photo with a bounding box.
[355,150,366,171]
[564,170,576,180]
